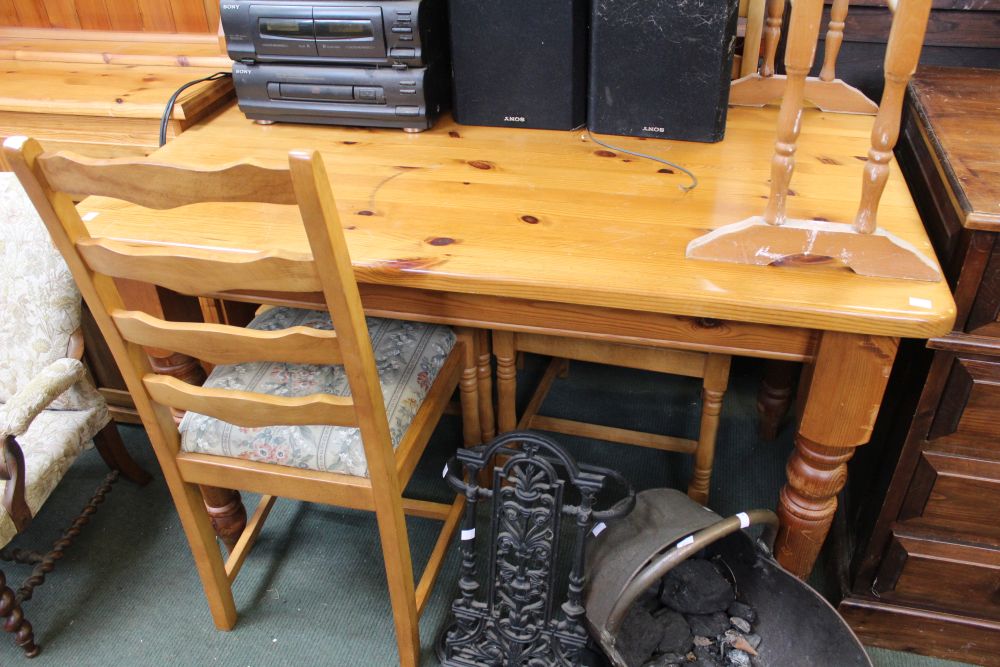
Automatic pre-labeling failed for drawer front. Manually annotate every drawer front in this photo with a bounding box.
[927,352,1000,458]
[874,533,1000,619]
[899,451,1000,542]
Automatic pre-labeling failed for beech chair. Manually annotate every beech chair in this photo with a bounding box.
[0,172,149,658]
[493,332,730,505]
[4,138,482,667]
[730,0,879,114]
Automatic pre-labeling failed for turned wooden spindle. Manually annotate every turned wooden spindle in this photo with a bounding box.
[854,0,932,234]
[763,0,824,226]
[760,0,785,77]
[819,0,849,82]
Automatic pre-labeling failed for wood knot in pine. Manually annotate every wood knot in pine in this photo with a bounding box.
[658,168,674,174]
[357,210,375,216]
[449,131,461,138]
[696,318,722,329]
[115,98,124,104]
[467,160,494,170]
[342,141,358,145]
[426,236,456,246]
[594,150,616,158]
[521,215,540,224]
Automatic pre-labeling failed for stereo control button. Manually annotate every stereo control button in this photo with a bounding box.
[400,89,416,95]
[391,26,412,33]
[354,86,380,101]
[396,106,420,116]
[389,47,416,58]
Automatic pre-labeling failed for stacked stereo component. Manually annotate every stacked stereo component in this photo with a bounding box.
[221,0,450,131]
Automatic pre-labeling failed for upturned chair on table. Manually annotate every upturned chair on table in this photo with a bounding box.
[4,137,483,667]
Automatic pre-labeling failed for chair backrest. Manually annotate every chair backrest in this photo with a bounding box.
[2,138,397,481]
[0,172,82,405]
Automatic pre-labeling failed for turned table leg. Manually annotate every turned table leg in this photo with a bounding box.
[774,331,898,578]
[116,279,248,552]
[757,360,798,441]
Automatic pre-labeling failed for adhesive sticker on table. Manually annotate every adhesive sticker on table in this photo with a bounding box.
[737,512,751,528]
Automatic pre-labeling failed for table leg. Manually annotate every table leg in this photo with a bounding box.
[115,279,248,552]
[476,330,496,442]
[774,331,897,578]
[757,360,798,440]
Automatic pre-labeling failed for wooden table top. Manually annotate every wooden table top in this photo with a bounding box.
[80,102,956,339]
[909,66,1000,232]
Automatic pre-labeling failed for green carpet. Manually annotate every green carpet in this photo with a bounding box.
[1,358,975,666]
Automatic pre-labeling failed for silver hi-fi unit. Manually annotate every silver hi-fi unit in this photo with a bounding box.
[220,0,449,131]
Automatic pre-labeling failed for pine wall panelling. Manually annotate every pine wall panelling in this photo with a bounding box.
[1,0,220,32]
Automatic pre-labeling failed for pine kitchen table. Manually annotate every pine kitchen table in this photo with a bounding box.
[73,102,955,578]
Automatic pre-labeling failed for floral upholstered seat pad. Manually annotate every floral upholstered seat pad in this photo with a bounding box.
[178,307,456,477]
[0,406,106,546]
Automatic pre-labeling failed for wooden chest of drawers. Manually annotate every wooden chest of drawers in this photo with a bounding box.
[839,67,1000,665]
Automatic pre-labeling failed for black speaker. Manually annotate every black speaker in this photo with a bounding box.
[589,0,740,142]
[447,0,588,130]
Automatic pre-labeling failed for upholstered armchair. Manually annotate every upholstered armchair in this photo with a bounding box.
[0,172,149,658]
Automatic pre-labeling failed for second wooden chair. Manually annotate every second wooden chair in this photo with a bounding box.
[493,332,730,504]
[5,137,482,667]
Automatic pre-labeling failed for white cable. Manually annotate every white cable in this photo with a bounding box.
[586,128,699,192]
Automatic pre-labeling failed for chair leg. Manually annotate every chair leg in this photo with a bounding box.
[169,480,238,630]
[456,329,483,448]
[475,330,496,442]
[688,355,732,505]
[371,491,421,667]
[493,330,517,434]
[0,570,38,658]
[91,422,152,486]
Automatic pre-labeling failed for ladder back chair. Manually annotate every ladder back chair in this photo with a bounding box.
[493,333,730,505]
[3,137,482,667]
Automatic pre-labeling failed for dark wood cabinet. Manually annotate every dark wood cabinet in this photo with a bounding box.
[839,67,1000,665]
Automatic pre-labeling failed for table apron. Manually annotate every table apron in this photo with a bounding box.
[216,285,819,363]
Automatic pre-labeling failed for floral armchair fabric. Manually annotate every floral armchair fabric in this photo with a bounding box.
[0,173,111,546]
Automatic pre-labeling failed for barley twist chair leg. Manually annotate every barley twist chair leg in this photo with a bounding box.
[17,471,119,605]
[0,570,38,658]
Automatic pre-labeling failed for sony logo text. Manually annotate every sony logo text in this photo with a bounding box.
[504,116,526,123]
[642,126,665,133]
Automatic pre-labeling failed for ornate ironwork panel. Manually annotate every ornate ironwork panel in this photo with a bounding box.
[438,431,633,667]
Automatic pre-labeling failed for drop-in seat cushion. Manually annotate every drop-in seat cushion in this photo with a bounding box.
[179,307,456,478]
